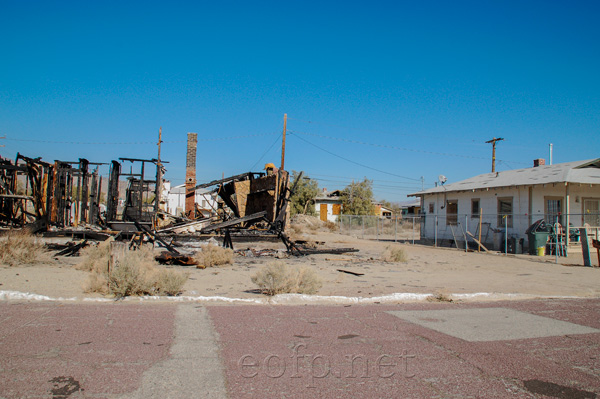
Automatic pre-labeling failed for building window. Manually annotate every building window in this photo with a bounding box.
[332,203,341,215]
[471,199,480,218]
[446,200,458,225]
[497,197,513,228]
[583,199,600,226]
[544,197,562,225]
[428,203,434,214]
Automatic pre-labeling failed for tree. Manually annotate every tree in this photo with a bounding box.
[289,170,319,216]
[341,178,375,215]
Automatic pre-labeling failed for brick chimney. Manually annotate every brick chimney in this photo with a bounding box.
[533,158,546,167]
[185,133,198,215]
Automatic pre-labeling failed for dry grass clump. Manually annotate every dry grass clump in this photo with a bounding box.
[382,246,408,263]
[288,223,305,236]
[82,244,188,297]
[77,239,112,271]
[324,221,338,232]
[251,261,322,296]
[0,230,52,266]
[427,292,453,303]
[194,245,233,269]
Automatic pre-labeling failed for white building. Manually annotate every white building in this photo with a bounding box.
[165,182,217,217]
[409,158,600,251]
[314,189,342,222]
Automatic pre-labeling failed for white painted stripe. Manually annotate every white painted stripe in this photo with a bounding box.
[0,290,586,304]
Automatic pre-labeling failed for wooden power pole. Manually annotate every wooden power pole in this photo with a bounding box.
[280,114,287,171]
[155,127,163,213]
[485,137,504,173]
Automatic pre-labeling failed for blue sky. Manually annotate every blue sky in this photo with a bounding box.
[1,0,598,202]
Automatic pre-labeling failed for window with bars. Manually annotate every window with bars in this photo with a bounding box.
[583,199,600,226]
[471,199,480,218]
[497,197,513,228]
[545,197,562,225]
[446,200,458,225]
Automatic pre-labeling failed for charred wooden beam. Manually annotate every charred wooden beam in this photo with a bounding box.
[194,172,260,190]
[201,211,268,233]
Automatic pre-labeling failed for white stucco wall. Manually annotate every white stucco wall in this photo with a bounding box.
[315,200,341,222]
[166,184,216,216]
[419,184,600,250]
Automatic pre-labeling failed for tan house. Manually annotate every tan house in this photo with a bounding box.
[373,202,394,218]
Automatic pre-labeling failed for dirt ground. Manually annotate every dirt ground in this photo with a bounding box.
[1,226,599,303]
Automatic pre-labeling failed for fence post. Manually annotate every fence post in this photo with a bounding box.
[555,215,559,264]
[504,215,508,255]
[465,214,468,253]
[434,215,438,248]
[394,216,397,242]
[362,215,364,239]
[412,216,415,245]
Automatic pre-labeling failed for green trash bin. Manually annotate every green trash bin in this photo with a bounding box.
[527,231,550,255]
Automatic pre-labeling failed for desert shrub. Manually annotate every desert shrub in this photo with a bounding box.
[324,221,338,232]
[427,292,453,303]
[83,244,188,297]
[154,268,189,296]
[251,261,322,296]
[288,223,304,236]
[382,246,408,263]
[78,239,112,272]
[0,230,52,266]
[194,245,233,268]
[108,256,152,297]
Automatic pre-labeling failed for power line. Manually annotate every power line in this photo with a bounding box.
[249,133,282,170]
[287,117,493,146]
[289,132,421,182]
[4,133,277,146]
[310,177,421,190]
[309,173,422,187]
[290,130,528,165]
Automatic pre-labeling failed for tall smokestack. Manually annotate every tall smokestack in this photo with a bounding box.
[185,133,198,216]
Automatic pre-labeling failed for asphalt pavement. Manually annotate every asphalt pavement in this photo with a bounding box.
[1,298,599,398]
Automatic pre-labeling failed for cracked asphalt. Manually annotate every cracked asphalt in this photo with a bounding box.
[1,298,599,398]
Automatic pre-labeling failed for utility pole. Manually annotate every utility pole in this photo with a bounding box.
[485,137,504,173]
[420,176,424,191]
[155,127,163,213]
[280,113,287,171]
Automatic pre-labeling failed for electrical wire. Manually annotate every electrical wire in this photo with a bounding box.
[289,130,528,165]
[289,132,421,182]
[4,133,277,145]
[249,133,282,170]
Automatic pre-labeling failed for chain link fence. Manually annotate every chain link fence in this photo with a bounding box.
[338,213,600,255]
[337,215,422,244]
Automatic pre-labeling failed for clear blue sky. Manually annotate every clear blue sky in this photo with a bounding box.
[1,0,598,202]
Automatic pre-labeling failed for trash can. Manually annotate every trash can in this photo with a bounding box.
[509,237,524,254]
[525,219,552,255]
[527,232,550,255]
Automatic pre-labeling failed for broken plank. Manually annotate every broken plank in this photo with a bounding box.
[466,231,490,252]
[337,269,364,276]
[296,248,359,255]
[55,240,88,256]
[201,211,267,233]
